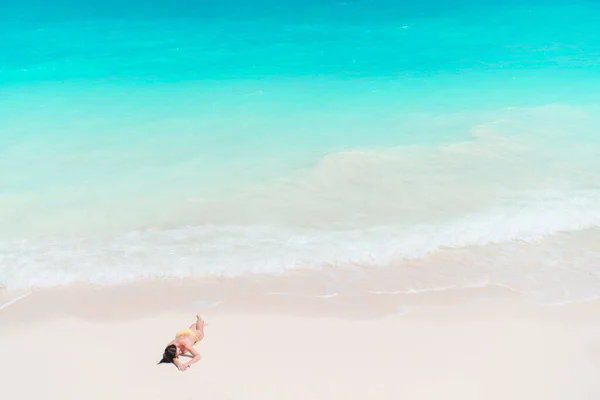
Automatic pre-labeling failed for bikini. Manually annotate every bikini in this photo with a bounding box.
[176,328,200,344]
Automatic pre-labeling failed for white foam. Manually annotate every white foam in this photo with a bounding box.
[0,291,31,311]
[317,293,339,299]
[366,282,530,296]
[2,190,600,294]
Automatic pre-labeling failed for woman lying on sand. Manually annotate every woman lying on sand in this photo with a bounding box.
[158,314,206,371]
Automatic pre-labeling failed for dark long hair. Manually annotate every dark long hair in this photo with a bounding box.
[158,344,177,364]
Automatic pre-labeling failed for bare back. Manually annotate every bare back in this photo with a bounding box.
[168,315,205,348]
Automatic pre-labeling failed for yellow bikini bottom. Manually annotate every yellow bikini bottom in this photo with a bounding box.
[176,328,199,344]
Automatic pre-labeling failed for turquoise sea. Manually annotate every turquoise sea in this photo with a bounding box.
[1,0,600,302]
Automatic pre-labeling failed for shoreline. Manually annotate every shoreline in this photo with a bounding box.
[2,268,599,324]
[0,271,535,323]
[3,270,600,399]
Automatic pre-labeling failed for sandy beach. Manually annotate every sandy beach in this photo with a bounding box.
[2,276,600,400]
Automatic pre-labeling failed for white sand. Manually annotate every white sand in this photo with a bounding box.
[2,284,600,400]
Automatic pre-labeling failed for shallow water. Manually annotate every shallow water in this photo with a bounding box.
[1,0,600,301]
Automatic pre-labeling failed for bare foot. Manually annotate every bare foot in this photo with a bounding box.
[196,314,208,326]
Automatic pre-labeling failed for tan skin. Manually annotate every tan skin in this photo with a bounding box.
[167,314,206,371]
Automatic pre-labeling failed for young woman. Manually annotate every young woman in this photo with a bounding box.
[158,314,206,371]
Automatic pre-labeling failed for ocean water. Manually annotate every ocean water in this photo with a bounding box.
[1,0,600,302]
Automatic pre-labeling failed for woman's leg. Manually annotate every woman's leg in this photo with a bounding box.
[188,314,205,341]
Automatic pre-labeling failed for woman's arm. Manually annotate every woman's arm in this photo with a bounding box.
[182,344,201,369]
[173,357,189,371]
